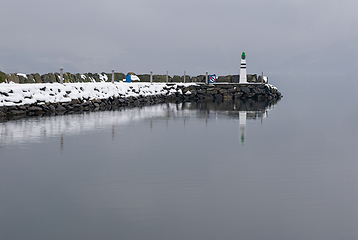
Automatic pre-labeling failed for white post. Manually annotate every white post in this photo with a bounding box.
[112,69,114,83]
[206,72,208,84]
[166,71,168,83]
[184,71,186,83]
[150,71,153,83]
[239,52,247,84]
[60,68,63,84]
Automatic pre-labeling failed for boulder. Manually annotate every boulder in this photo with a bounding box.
[56,105,66,112]
[9,110,26,115]
[7,74,19,83]
[28,106,43,112]
[41,73,57,83]
[0,71,7,83]
[240,86,251,94]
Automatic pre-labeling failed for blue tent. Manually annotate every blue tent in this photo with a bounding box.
[126,74,131,83]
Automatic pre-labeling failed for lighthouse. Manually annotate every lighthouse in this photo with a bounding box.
[239,52,247,84]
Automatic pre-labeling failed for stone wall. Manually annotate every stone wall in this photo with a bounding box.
[0,71,263,84]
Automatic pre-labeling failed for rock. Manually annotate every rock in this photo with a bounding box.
[207,89,218,95]
[40,105,50,111]
[7,74,19,83]
[9,110,27,115]
[72,104,83,111]
[0,71,7,83]
[56,105,66,112]
[48,105,56,112]
[32,73,42,83]
[71,99,81,104]
[41,73,57,83]
[240,86,251,94]
[17,105,27,110]
[28,106,43,111]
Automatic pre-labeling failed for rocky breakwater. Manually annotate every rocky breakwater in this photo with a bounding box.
[0,82,282,120]
[175,83,282,102]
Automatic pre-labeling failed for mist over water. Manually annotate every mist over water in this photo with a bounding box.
[1,74,358,240]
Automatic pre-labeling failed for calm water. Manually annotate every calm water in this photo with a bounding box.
[1,74,358,240]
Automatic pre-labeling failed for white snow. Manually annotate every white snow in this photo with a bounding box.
[99,73,108,82]
[0,82,196,106]
[17,73,28,79]
[263,76,268,83]
[131,75,140,81]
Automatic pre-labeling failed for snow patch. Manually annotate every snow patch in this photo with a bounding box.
[131,75,140,81]
[17,73,28,79]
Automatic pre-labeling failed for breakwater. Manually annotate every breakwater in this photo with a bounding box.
[0,82,282,120]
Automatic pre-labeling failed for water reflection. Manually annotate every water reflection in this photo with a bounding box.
[0,100,279,149]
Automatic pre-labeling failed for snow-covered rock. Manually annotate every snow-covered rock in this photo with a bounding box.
[0,82,196,106]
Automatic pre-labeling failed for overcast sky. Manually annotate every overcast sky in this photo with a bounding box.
[1,0,357,76]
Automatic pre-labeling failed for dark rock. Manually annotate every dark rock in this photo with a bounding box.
[48,105,56,112]
[28,106,43,111]
[66,105,74,111]
[41,105,50,111]
[0,71,7,83]
[240,86,251,94]
[206,89,218,95]
[17,105,27,110]
[9,110,27,115]
[81,101,90,107]
[73,104,83,111]
[71,99,81,104]
[41,73,57,83]
[56,105,66,112]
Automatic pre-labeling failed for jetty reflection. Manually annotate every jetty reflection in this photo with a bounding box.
[179,100,278,144]
[0,100,279,149]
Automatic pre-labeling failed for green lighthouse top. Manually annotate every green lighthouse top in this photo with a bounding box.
[241,52,246,60]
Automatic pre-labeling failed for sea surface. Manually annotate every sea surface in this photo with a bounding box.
[1,74,358,240]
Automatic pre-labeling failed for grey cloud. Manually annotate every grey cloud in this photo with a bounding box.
[1,0,357,76]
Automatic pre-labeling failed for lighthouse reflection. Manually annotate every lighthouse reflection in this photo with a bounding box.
[179,99,278,144]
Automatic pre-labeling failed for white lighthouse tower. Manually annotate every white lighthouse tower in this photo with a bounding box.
[239,52,247,84]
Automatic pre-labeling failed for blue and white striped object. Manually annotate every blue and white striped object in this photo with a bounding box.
[209,75,217,83]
